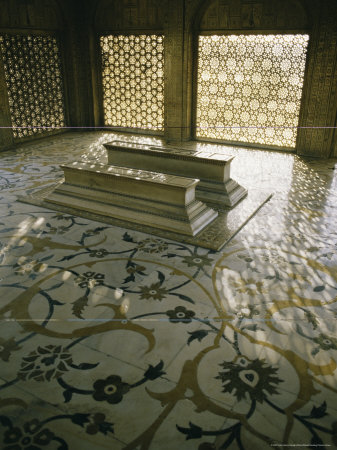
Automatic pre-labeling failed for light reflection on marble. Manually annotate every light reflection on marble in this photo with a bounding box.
[0,131,336,450]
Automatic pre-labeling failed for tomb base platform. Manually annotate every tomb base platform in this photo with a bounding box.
[104,140,247,207]
[20,184,272,251]
[39,162,218,237]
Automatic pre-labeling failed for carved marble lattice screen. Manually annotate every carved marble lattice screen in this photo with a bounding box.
[0,34,65,140]
[100,35,164,131]
[196,35,309,148]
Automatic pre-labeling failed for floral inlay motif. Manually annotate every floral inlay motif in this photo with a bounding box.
[216,356,283,403]
[313,333,337,351]
[139,282,168,301]
[136,237,168,254]
[166,306,196,323]
[74,271,105,289]
[14,258,47,276]
[17,345,73,382]
[93,375,130,404]
[3,419,54,449]
[46,225,69,235]
[85,413,112,435]
[1,132,337,449]
[181,254,213,269]
[89,248,109,258]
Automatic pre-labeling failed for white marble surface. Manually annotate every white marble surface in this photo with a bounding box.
[0,131,337,450]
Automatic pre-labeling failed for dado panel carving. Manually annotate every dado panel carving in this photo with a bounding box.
[0,0,61,30]
[200,0,310,31]
[95,0,164,31]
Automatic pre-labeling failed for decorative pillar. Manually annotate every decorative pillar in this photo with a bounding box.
[59,0,96,128]
[297,0,337,157]
[0,46,14,151]
[164,0,193,142]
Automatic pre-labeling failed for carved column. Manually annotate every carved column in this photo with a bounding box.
[297,0,337,157]
[59,0,96,128]
[332,120,337,157]
[164,0,193,142]
[0,46,14,151]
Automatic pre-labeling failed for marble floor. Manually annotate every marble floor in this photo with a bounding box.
[0,131,337,450]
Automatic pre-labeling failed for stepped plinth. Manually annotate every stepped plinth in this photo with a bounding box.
[46,162,218,236]
[104,140,247,207]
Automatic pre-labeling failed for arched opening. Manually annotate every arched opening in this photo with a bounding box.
[193,0,311,151]
[94,0,165,135]
[0,0,66,141]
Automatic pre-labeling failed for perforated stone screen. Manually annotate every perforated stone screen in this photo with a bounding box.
[196,34,309,148]
[100,35,164,132]
[0,34,66,140]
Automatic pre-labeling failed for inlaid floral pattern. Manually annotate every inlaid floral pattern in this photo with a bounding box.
[13,258,47,276]
[216,356,283,403]
[313,333,337,351]
[92,375,130,404]
[3,419,55,449]
[139,282,168,301]
[18,345,73,382]
[166,306,196,323]
[89,249,109,258]
[74,271,105,289]
[136,237,168,254]
[0,132,336,449]
[181,253,213,269]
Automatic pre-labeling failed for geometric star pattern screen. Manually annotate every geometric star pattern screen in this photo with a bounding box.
[0,34,66,140]
[100,35,164,131]
[196,34,309,148]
